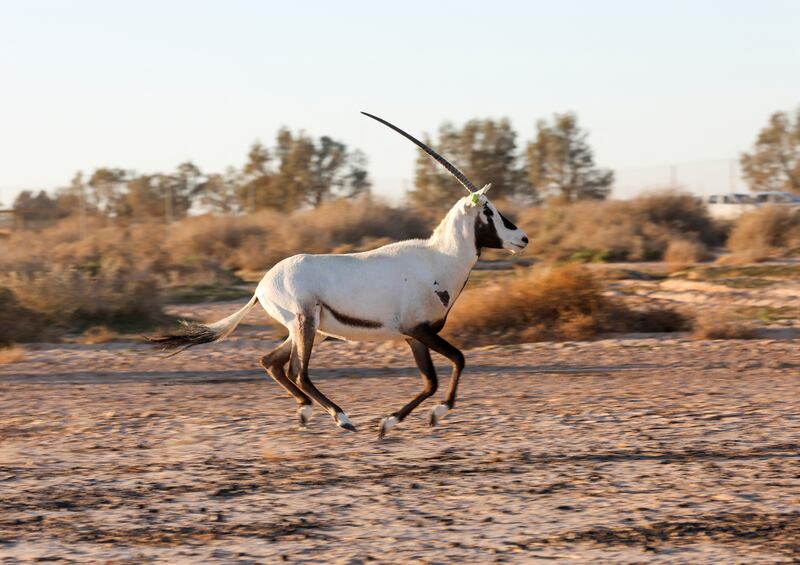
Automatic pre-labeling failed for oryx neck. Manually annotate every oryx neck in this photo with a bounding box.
[427,200,479,267]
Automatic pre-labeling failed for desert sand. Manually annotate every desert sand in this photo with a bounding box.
[1,333,799,563]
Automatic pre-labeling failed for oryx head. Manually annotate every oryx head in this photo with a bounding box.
[362,111,529,254]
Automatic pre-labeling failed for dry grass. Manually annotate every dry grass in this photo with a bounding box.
[0,198,430,284]
[0,287,45,345]
[664,239,708,268]
[727,206,800,261]
[445,264,688,347]
[0,198,428,342]
[0,345,26,364]
[2,267,164,335]
[79,326,117,344]
[517,190,720,262]
[692,311,757,340]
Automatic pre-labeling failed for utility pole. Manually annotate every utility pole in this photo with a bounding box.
[78,186,87,240]
[72,171,87,240]
[165,178,173,225]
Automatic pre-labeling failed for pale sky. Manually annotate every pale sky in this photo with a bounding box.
[1,0,798,206]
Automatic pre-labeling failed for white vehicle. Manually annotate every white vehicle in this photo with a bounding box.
[704,191,800,220]
[704,193,757,220]
[752,191,800,205]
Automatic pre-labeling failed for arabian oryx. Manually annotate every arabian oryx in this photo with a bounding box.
[150,112,528,438]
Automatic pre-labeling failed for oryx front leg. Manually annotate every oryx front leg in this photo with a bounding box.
[378,338,438,439]
[290,310,356,432]
[405,323,465,429]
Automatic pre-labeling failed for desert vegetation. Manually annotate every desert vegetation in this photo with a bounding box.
[3,105,800,345]
[691,310,757,340]
[446,264,688,347]
[515,190,721,262]
[725,205,800,261]
[6,188,800,345]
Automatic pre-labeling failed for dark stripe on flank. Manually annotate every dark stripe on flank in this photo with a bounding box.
[322,302,383,329]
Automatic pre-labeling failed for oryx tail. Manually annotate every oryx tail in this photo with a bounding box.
[148,294,258,351]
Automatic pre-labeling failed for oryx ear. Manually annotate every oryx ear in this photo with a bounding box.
[465,183,492,207]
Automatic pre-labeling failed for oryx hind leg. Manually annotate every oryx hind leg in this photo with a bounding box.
[290,307,356,432]
[378,338,438,439]
[259,337,313,429]
[405,323,465,428]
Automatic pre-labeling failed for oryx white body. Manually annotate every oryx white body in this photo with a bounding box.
[256,193,521,343]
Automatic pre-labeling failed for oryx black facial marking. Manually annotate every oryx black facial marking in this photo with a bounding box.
[321,302,383,329]
[498,211,518,231]
[474,211,504,255]
[435,289,450,307]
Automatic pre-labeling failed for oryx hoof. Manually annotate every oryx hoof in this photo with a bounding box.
[378,415,399,440]
[297,405,313,429]
[335,412,357,432]
[429,404,450,427]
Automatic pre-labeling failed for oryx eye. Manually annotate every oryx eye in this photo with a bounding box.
[483,204,494,217]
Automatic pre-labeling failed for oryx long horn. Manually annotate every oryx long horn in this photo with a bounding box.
[361,111,476,194]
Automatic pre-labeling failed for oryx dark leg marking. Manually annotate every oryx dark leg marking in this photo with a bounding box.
[378,338,439,439]
[435,289,450,307]
[259,338,313,428]
[405,322,465,427]
[321,302,382,329]
[290,311,356,432]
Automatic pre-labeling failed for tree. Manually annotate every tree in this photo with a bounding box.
[198,167,240,214]
[53,171,90,217]
[239,141,271,212]
[121,174,162,219]
[240,130,370,212]
[308,137,370,206]
[119,162,203,221]
[168,161,204,218]
[410,118,522,209]
[525,113,613,202]
[13,190,58,212]
[12,189,66,226]
[741,108,800,193]
[87,168,128,216]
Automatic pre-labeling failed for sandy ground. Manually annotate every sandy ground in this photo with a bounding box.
[1,334,799,564]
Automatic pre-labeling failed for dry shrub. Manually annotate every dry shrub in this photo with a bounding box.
[0,197,429,340]
[0,287,45,345]
[3,267,164,334]
[228,199,430,271]
[609,304,690,333]
[664,239,707,267]
[727,206,800,261]
[0,345,26,364]
[518,190,719,262]
[445,264,687,347]
[79,326,117,344]
[0,198,430,287]
[629,190,719,243]
[692,311,756,340]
